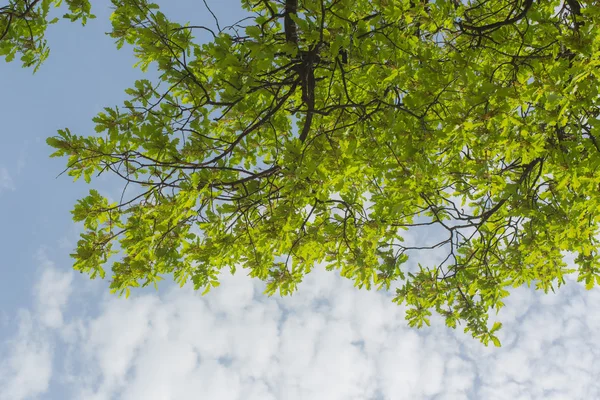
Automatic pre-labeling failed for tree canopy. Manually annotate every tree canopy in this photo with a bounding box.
[1,0,93,70]
[5,0,600,345]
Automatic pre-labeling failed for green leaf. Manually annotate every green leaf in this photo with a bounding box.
[491,336,501,347]
[25,0,600,346]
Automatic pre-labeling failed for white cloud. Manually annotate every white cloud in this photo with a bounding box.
[2,258,600,399]
[0,253,79,400]
[54,268,600,400]
[0,252,78,400]
[34,253,73,329]
[0,311,53,400]
[0,167,15,193]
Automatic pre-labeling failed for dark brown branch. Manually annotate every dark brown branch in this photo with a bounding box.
[461,0,534,32]
[565,0,581,16]
[284,0,298,45]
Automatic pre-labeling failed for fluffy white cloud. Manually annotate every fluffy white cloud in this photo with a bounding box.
[0,167,15,194]
[0,256,75,400]
[0,311,53,400]
[2,258,600,400]
[60,268,600,399]
[34,252,73,329]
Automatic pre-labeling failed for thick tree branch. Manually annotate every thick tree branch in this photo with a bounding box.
[284,0,298,45]
[461,0,534,32]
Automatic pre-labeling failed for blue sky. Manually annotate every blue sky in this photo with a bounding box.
[1,1,599,399]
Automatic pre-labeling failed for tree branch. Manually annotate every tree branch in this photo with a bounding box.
[461,0,534,32]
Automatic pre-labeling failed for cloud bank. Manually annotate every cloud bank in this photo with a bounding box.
[1,255,599,400]
[0,167,15,194]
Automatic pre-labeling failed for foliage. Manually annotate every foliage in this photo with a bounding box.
[6,0,600,344]
[0,0,94,70]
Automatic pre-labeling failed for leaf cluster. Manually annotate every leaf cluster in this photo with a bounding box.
[1,0,94,70]
[24,0,600,344]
